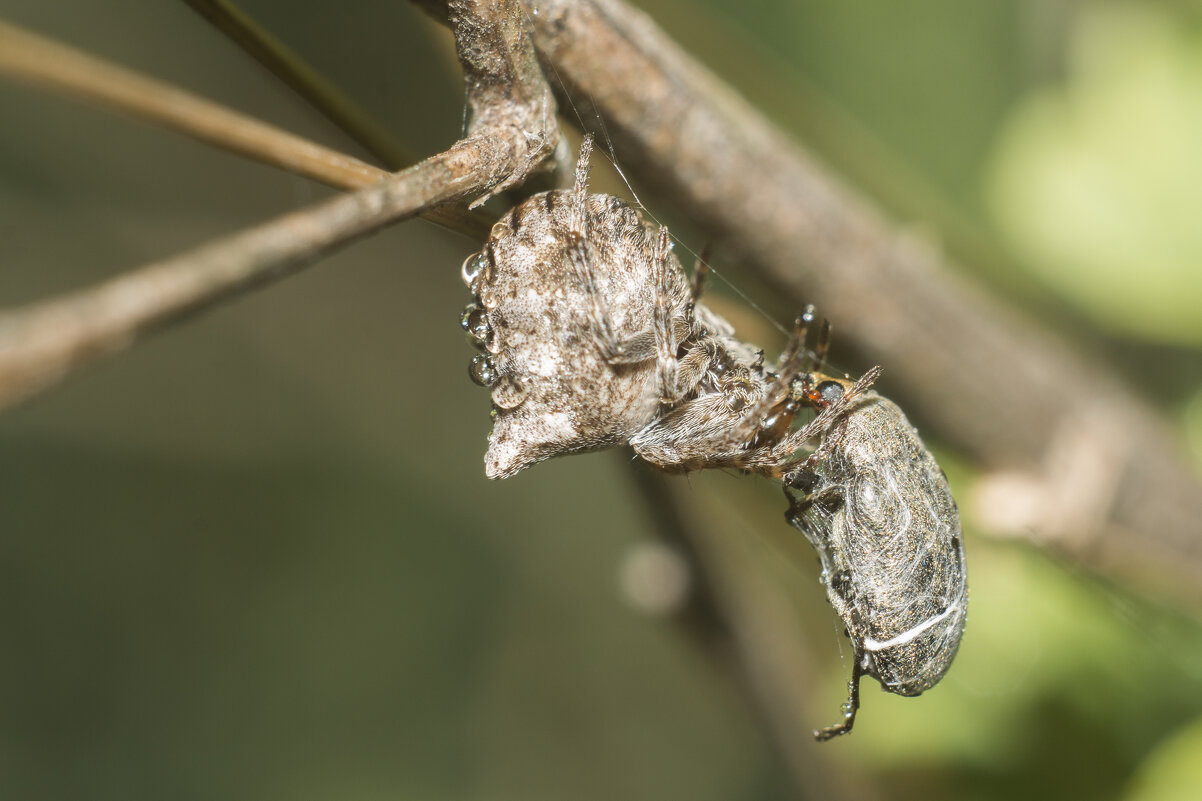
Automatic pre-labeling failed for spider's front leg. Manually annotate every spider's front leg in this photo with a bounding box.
[712,307,820,458]
[563,136,632,363]
[563,137,687,401]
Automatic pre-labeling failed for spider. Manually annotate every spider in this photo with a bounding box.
[459,135,878,481]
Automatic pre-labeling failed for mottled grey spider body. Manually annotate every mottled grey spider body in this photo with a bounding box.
[461,182,689,478]
[461,137,872,481]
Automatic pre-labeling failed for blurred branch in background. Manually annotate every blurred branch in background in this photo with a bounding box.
[0,0,559,407]
[414,0,1202,612]
[0,20,488,237]
[0,21,386,190]
[182,0,418,170]
[624,462,881,801]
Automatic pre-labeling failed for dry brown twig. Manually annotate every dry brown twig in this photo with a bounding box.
[0,19,491,237]
[0,0,559,408]
[182,0,419,170]
[0,20,386,190]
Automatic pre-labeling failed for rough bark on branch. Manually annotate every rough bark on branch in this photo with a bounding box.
[449,0,562,203]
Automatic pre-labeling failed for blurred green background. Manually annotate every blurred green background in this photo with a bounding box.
[2,1,1202,799]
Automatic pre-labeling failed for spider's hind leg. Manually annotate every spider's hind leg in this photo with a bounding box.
[651,226,681,404]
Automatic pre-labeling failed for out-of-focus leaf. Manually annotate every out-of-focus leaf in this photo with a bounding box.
[1125,716,1202,801]
[987,3,1202,344]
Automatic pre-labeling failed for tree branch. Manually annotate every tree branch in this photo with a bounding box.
[0,19,493,239]
[181,0,418,170]
[0,20,384,190]
[0,0,559,409]
[447,0,561,204]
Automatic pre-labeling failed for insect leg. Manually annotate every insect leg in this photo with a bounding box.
[763,365,884,477]
[811,316,832,374]
[652,226,681,403]
[814,653,865,741]
[779,305,816,377]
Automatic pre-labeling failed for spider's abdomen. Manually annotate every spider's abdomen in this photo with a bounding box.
[462,192,689,478]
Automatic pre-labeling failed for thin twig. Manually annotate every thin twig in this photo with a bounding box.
[0,19,489,240]
[0,0,559,409]
[181,0,417,169]
[0,20,383,190]
[415,0,1202,609]
[0,133,484,407]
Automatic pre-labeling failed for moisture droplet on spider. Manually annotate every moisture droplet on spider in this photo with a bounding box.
[460,302,491,346]
[468,353,498,387]
[456,135,966,741]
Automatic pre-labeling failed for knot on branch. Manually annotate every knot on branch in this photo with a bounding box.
[447,0,562,206]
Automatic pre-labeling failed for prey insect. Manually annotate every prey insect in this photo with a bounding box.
[781,352,968,740]
[459,135,966,739]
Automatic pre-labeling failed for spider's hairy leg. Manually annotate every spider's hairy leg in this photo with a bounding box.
[652,225,681,404]
[563,135,667,367]
[564,134,621,360]
[725,307,816,450]
[567,133,594,235]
